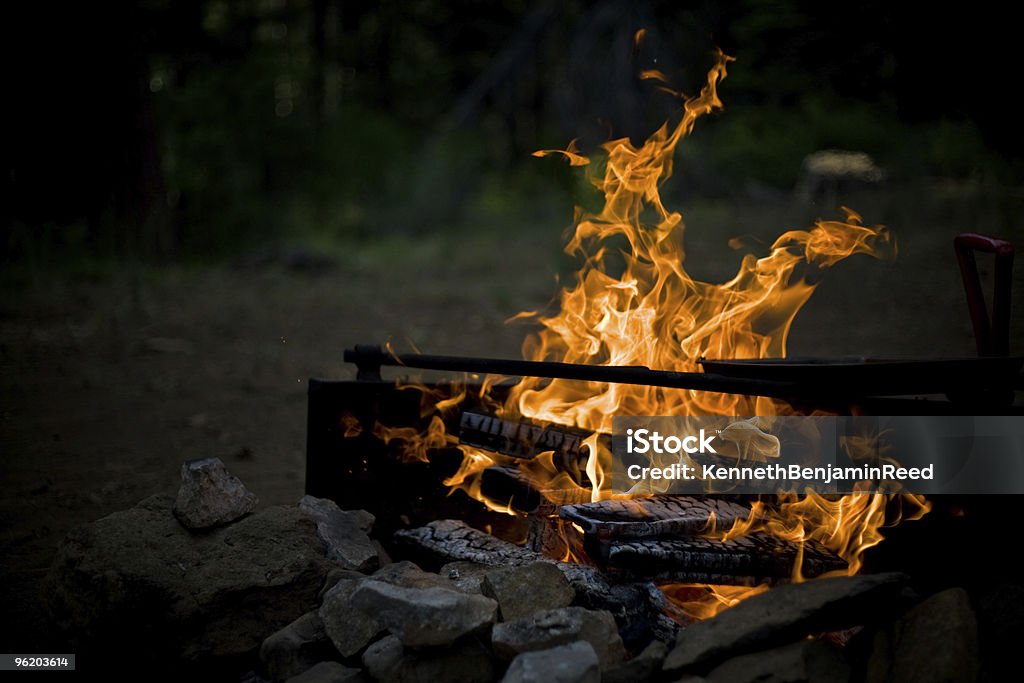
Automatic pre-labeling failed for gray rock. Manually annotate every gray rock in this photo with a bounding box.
[372,561,453,590]
[299,495,374,534]
[362,634,495,683]
[172,457,258,529]
[492,606,625,670]
[285,661,366,683]
[319,561,495,655]
[663,573,909,674]
[318,562,469,657]
[319,577,384,658]
[502,641,600,683]
[299,496,378,572]
[805,639,852,682]
[866,588,978,683]
[706,640,850,683]
[44,495,333,664]
[441,561,494,594]
[350,580,498,647]
[482,562,574,621]
[361,635,403,679]
[601,640,668,683]
[260,611,336,681]
[318,568,366,602]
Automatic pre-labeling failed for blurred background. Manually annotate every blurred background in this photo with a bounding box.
[3,0,1024,651]
[5,0,1024,264]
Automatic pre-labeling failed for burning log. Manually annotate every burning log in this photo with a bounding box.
[394,519,595,585]
[479,466,543,513]
[559,496,754,540]
[527,501,584,559]
[597,534,846,585]
[480,465,593,516]
[459,411,584,460]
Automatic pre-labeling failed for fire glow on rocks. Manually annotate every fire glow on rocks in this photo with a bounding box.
[377,49,930,619]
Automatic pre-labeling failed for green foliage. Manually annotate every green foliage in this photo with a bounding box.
[704,97,1002,189]
[6,0,1017,268]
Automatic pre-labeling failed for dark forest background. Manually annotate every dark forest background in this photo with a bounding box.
[4,0,1024,265]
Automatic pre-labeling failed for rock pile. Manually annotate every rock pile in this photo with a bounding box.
[43,462,1004,681]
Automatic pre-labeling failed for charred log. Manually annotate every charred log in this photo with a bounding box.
[597,534,846,585]
[459,411,585,460]
[479,464,592,515]
[480,466,543,513]
[394,519,588,581]
[527,501,583,559]
[560,496,754,539]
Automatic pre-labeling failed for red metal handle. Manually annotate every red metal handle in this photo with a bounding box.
[954,233,1014,356]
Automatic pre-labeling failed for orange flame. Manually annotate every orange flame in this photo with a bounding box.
[377,50,928,619]
[509,54,891,439]
[661,583,772,622]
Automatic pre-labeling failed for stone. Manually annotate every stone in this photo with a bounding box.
[362,634,495,683]
[172,457,258,529]
[350,580,498,647]
[975,582,1024,681]
[299,495,374,534]
[491,606,625,670]
[319,577,384,658]
[601,640,668,683]
[318,568,366,602]
[482,561,574,621]
[706,640,850,683]
[316,560,497,658]
[394,519,661,640]
[441,561,494,594]
[372,560,453,590]
[298,496,378,572]
[360,635,402,678]
[44,495,333,665]
[663,573,909,674]
[285,661,366,683]
[866,587,978,683]
[501,641,600,683]
[318,562,473,658]
[260,611,336,681]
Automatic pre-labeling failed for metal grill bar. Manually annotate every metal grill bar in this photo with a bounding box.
[345,345,811,401]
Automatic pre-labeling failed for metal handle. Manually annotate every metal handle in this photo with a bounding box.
[954,233,1014,357]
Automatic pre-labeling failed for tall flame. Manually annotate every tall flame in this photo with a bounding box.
[514,50,891,432]
[375,50,928,619]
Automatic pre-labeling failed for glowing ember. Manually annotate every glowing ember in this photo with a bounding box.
[377,49,930,619]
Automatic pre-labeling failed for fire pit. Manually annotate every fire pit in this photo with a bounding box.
[301,51,1022,682]
[36,46,1022,682]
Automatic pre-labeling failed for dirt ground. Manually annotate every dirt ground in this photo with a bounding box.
[3,187,1022,651]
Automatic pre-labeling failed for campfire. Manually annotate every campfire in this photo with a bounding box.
[41,47,1020,681]
[311,51,947,631]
